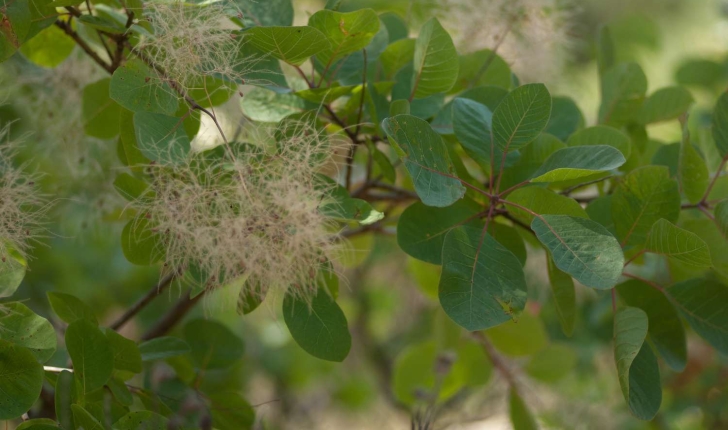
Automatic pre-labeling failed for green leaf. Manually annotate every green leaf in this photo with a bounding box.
[679,139,709,204]
[121,218,164,266]
[308,9,379,68]
[283,288,351,362]
[382,114,466,207]
[509,389,538,430]
[15,419,59,430]
[613,307,662,420]
[113,173,149,201]
[113,411,169,429]
[617,279,687,371]
[138,336,191,362]
[490,222,527,266]
[369,142,396,182]
[397,199,483,264]
[0,0,30,62]
[107,376,133,406]
[432,86,508,135]
[547,257,576,337]
[47,292,98,324]
[497,133,565,194]
[451,49,512,93]
[55,370,76,429]
[318,178,384,225]
[82,78,122,139]
[295,85,356,104]
[505,187,587,225]
[532,215,624,289]
[0,302,56,363]
[675,59,725,88]
[712,92,728,156]
[105,329,142,374]
[237,43,288,92]
[526,343,578,383]
[65,320,113,395]
[639,86,693,124]
[19,23,74,67]
[410,17,458,99]
[241,87,316,122]
[0,246,26,298]
[235,0,293,27]
[209,392,255,430]
[439,226,528,331]
[244,26,330,66]
[612,166,681,248]
[0,340,44,420]
[492,83,552,153]
[598,63,648,126]
[715,200,728,238]
[566,125,631,158]
[545,96,584,141]
[380,38,415,78]
[486,311,548,356]
[237,286,266,315]
[71,405,104,430]
[452,98,492,168]
[132,111,191,164]
[109,60,179,115]
[530,145,625,183]
[646,219,711,268]
[184,318,245,369]
[667,279,728,355]
[77,15,124,33]
[392,340,491,405]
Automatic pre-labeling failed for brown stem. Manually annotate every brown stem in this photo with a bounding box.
[54,19,115,74]
[109,271,178,331]
[621,272,665,292]
[472,332,517,386]
[141,289,204,340]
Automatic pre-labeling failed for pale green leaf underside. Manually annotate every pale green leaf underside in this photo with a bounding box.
[646,219,711,267]
[532,215,624,289]
[411,17,459,99]
[492,83,552,153]
[439,226,528,331]
[531,145,625,183]
[382,114,465,207]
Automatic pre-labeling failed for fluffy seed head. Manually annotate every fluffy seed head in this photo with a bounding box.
[136,0,249,91]
[438,0,579,82]
[128,117,345,301]
[0,127,49,262]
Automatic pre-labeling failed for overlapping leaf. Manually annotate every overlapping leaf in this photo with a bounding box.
[532,215,624,289]
[530,145,625,183]
[382,114,465,207]
[646,219,711,267]
[667,279,728,354]
[492,84,552,153]
[410,17,459,99]
[244,26,330,66]
[439,226,528,331]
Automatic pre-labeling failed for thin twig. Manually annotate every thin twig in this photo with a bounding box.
[141,289,204,340]
[109,271,178,331]
[55,19,115,74]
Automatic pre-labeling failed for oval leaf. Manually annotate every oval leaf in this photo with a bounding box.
[0,339,44,420]
[531,215,624,289]
[382,114,466,207]
[530,145,625,183]
[0,302,56,363]
[646,219,711,268]
[492,83,552,153]
[667,279,728,355]
[410,17,459,99]
[244,26,330,66]
[65,320,113,395]
[439,226,528,331]
[282,288,351,362]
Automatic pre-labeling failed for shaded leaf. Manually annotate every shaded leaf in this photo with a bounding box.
[509,389,538,430]
[505,187,587,225]
[639,86,693,124]
[109,60,178,115]
[713,92,728,156]
[679,139,708,204]
[0,302,56,363]
[667,279,728,355]
[439,226,528,331]
[132,112,191,164]
[566,125,631,158]
[65,320,113,395]
[47,292,98,324]
[617,279,687,371]
[244,26,330,66]
[531,215,624,289]
[612,166,681,248]
[486,311,548,357]
[526,343,578,383]
[113,411,168,429]
[138,336,191,362]
[598,63,647,126]
[547,257,575,337]
[283,288,351,362]
[452,98,492,168]
[646,219,711,268]
[379,38,414,78]
[613,307,662,420]
[0,340,44,420]
[545,96,584,141]
[184,319,245,369]
[382,114,465,207]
